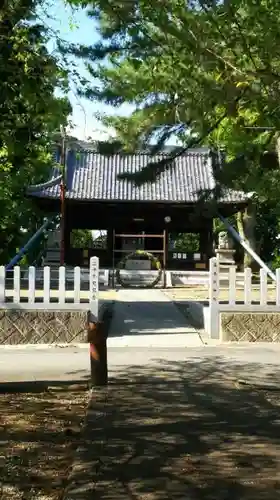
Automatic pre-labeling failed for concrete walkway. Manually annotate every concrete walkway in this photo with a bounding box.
[2,344,280,384]
[107,289,203,347]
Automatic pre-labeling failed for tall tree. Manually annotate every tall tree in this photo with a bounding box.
[67,0,280,196]
[66,0,280,266]
[0,0,71,263]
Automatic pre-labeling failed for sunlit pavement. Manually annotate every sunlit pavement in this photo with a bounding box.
[1,344,280,384]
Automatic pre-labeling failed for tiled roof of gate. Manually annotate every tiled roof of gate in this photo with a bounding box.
[27,148,248,204]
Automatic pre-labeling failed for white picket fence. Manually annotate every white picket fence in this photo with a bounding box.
[209,257,280,339]
[0,257,100,314]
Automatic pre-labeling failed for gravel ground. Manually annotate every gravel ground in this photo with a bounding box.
[0,388,89,500]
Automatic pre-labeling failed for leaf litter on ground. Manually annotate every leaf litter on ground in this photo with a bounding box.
[0,388,89,500]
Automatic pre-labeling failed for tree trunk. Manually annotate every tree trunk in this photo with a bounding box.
[236,202,257,269]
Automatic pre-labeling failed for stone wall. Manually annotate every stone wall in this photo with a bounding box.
[0,310,87,345]
[221,313,280,342]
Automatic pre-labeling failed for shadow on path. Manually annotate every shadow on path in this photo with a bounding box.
[66,356,280,499]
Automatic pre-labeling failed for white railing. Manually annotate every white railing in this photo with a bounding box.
[209,257,280,339]
[17,267,109,287]
[0,257,100,314]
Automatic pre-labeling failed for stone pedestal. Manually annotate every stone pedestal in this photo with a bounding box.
[215,249,236,280]
[215,248,236,266]
[125,259,151,270]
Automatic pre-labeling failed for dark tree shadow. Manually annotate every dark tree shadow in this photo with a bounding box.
[67,356,280,499]
[0,384,89,499]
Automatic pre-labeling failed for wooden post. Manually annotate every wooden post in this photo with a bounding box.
[88,318,108,386]
[199,225,213,265]
[112,228,115,288]
[60,129,66,266]
[87,256,108,386]
[163,229,167,288]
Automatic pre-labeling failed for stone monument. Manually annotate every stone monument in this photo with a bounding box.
[215,231,235,267]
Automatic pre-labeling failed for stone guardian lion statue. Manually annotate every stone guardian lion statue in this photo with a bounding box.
[218,231,233,250]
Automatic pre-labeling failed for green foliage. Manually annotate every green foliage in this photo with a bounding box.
[71,229,93,248]
[271,251,280,271]
[170,233,200,253]
[254,202,280,262]
[65,0,280,264]
[66,0,280,199]
[0,0,71,264]
[71,229,107,249]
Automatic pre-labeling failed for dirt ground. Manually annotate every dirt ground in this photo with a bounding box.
[165,286,278,302]
[0,387,89,500]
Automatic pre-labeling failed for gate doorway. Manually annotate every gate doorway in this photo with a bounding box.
[112,230,167,288]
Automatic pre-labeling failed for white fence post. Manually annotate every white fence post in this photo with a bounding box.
[209,257,220,339]
[276,269,280,306]
[228,266,236,305]
[13,266,20,303]
[43,266,50,304]
[89,256,99,319]
[74,266,81,303]
[0,266,5,303]
[58,266,66,304]
[260,268,267,306]
[28,266,35,303]
[244,267,252,305]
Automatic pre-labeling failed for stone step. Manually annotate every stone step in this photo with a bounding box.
[44,246,60,265]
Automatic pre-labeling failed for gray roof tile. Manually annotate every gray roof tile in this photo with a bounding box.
[28,148,248,204]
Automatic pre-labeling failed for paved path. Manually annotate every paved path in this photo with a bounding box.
[64,349,280,500]
[1,344,280,384]
[107,289,203,347]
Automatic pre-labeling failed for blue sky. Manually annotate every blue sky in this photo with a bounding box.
[39,1,133,140]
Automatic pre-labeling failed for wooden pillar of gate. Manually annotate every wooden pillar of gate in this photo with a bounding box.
[163,229,167,288]
[112,228,115,288]
[200,224,214,267]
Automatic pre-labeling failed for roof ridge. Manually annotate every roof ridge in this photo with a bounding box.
[71,149,210,157]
